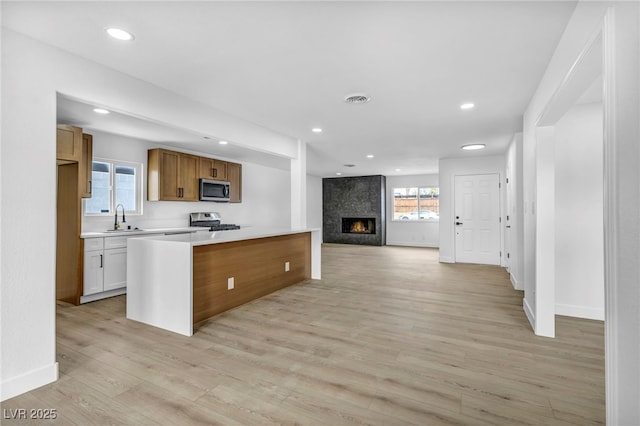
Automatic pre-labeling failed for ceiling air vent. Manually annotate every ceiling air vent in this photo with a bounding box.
[343,164,356,168]
[344,94,371,104]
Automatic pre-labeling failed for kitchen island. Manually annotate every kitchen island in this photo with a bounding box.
[126,227,321,336]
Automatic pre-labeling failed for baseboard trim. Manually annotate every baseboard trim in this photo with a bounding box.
[523,298,535,331]
[556,303,604,321]
[1,362,58,401]
[510,273,523,291]
[80,287,126,304]
[439,256,455,263]
[386,241,439,248]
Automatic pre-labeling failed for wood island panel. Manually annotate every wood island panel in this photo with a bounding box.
[192,232,311,325]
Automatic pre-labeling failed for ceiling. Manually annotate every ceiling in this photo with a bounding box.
[3,1,577,177]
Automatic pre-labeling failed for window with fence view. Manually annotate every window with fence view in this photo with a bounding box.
[85,159,142,215]
[393,187,439,220]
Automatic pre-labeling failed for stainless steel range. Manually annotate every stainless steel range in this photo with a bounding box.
[189,212,241,231]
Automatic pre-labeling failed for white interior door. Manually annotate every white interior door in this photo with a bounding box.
[454,174,501,265]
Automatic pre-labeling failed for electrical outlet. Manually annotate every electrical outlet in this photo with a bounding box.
[227,277,234,290]
[285,261,290,272]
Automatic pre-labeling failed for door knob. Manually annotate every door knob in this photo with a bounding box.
[455,222,463,225]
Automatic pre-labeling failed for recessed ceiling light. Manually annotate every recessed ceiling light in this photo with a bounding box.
[395,168,401,172]
[366,154,374,159]
[336,172,342,176]
[105,27,135,41]
[311,128,323,133]
[461,144,486,151]
[219,141,228,145]
[344,94,371,104]
[460,102,475,110]
[93,108,110,114]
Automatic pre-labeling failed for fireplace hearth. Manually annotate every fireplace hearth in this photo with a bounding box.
[342,218,376,234]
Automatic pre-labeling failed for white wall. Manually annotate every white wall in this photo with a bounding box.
[0,29,299,401]
[306,174,323,231]
[554,102,604,320]
[438,156,505,263]
[504,133,524,290]
[82,130,291,232]
[386,174,439,248]
[522,2,639,422]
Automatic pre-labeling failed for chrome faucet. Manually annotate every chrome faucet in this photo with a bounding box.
[114,204,126,230]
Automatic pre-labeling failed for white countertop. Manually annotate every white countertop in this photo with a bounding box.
[81,227,208,238]
[131,226,320,246]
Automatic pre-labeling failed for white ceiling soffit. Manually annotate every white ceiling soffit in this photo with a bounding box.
[576,75,603,106]
[538,33,603,127]
[4,1,578,176]
[56,95,292,170]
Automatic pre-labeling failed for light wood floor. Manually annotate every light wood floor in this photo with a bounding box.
[2,244,604,425]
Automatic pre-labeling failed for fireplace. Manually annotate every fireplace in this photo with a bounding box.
[323,175,386,246]
[342,218,376,234]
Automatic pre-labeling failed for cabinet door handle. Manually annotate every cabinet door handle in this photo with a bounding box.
[100,254,103,268]
[89,180,92,194]
[213,168,217,178]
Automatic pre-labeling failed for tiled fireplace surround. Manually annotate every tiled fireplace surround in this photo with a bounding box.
[322,175,386,246]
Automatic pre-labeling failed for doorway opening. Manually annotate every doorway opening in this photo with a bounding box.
[533,28,604,338]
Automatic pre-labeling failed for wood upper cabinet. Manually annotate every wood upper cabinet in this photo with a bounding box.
[179,153,200,200]
[227,161,242,203]
[148,149,199,201]
[80,133,93,198]
[56,124,82,162]
[199,157,227,181]
[148,148,241,203]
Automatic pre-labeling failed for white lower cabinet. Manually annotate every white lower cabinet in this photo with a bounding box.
[84,249,104,295]
[103,247,127,291]
[83,236,128,300]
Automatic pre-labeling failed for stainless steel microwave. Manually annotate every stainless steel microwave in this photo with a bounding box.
[199,179,230,202]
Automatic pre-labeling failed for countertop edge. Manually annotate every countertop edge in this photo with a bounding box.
[127,227,320,246]
[81,227,207,238]
[191,227,320,246]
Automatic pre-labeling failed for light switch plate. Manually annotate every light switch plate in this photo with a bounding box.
[227,277,234,290]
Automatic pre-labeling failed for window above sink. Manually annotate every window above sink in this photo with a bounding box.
[84,158,143,216]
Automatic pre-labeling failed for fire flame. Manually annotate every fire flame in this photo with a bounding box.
[351,221,367,233]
